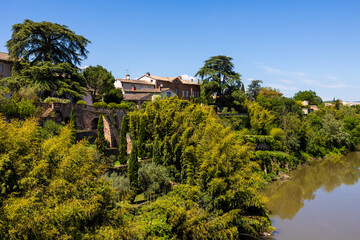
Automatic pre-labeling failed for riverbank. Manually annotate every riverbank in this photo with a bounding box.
[263,152,360,239]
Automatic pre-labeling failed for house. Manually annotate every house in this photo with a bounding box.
[137,73,200,100]
[0,52,13,80]
[115,72,200,107]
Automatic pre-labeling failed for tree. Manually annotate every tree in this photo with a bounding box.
[138,115,147,158]
[6,19,90,66]
[103,88,123,104]
[83,65,116,103]
[70,107,77,144]
[128,141,139,189]
[246,80,263,101]
[95,114,107,154]
[195,55,242,108]
[293,90,323,105]
[118,115,129,164]
[1,58,87,102]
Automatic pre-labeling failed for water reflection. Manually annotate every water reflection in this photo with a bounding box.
[265,152,360,220]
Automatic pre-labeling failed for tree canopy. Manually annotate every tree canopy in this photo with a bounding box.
[83,65,116,103]
[246,80,263,101]
[293,90,323,105]
[6,19,90,66]
[195,55,242,108]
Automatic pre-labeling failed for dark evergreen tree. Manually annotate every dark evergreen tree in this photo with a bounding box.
[128,141,139,189]
[195,55,242,108]
[152,138,161,165]
[69,107,77,144]
[7,19,90,66]
[138,116,146,158]
[118,115,129,164]
[95,114,106,154]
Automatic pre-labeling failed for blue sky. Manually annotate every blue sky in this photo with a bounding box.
[1,0,359,100]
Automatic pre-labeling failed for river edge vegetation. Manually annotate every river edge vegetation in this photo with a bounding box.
[1,19,360,239]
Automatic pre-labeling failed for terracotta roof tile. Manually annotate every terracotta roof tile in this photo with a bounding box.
[124,88,174,94]
[117,79,155,85]
[123,93,152,101]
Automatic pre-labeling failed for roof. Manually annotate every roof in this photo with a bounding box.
[123,93,152,101]
[143,75,199,86]
[0,52,11,62]
[117,78,155,85]
[124,88,174,94]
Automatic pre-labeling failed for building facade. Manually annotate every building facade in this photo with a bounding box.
[115,73,200,106]
[0,52,13,79]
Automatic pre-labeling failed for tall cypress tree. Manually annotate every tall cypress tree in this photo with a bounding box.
[95,114,106,154]
[138,116,146,159]
[128,141,139,189]
[152,138,161,165]
[118,115,129,164]
[70,107,77,144]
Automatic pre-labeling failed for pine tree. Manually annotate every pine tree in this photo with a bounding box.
[128,141,139,189]
[118,115,129,164]
[95,114,106,154]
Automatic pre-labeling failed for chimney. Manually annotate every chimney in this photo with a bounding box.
[126,74,130,80]
[191,78,193,82]
[179,76,182,79]
[146,72,150,77]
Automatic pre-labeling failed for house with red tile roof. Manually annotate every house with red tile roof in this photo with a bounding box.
[115,72,200,106]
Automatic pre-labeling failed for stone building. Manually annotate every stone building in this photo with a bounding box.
[115,73,200,105]
[0,52,13,79]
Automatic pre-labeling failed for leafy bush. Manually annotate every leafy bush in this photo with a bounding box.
[43,97,70,103]
[138,162,171,195]
[40,120,63,139]
[93,101,108,108]
[104,88,123,104]
[76,100,87,105]
[107,102,119,109]
[0,98,36,119]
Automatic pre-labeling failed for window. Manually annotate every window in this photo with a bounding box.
[175,88,178,95]
[0,63,2,73]
[186,91,188,97]
[182,90,185,97]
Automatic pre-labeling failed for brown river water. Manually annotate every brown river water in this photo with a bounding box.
[264,152,360,240]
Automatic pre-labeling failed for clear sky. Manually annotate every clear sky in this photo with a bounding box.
[1,0,359,101]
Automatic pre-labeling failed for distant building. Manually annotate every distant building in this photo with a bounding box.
[0,52,13,79]
[115,72,200,107]
[301,100,309,106]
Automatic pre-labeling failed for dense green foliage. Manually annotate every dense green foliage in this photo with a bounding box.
[128,141,139,190]
[118,115,129,164]
[0,118,132,239]
[293,90,323,105]
[246,80,263,101]
[6,19,90,66]
[2,61,87,102]
[83,65,116,103]
[0,97,36,119]
[95,114,107,154]
[3,19,90,102]
[125,97,273,237]
[195,55,244,109]
[103,88,123,104]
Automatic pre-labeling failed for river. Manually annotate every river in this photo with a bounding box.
[265,152,360,240]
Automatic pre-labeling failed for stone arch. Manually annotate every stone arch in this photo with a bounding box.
[91,117,99,130]
[64,117,70,124]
